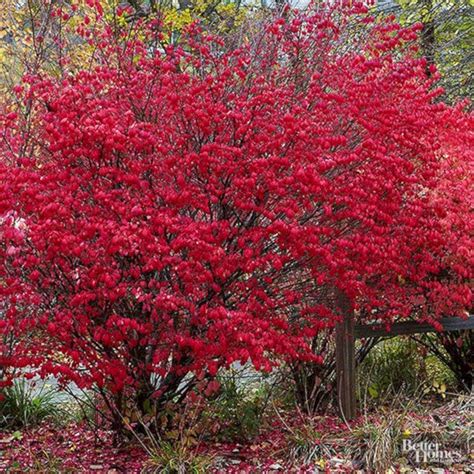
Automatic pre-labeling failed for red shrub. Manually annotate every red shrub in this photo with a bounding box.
[0,4,471,419]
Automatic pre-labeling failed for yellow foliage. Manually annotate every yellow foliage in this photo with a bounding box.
[164,7,194,30]
[159,0,249,36]
[0,0,254,97]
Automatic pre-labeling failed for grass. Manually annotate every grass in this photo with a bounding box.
[143,439,213,474]
[0,378,58,429]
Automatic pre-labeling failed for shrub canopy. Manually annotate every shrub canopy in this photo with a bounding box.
[0,4,472,411]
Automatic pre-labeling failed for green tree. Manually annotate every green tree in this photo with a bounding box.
[377,0,473,101]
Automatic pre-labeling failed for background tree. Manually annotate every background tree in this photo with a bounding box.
[376,0,473,101]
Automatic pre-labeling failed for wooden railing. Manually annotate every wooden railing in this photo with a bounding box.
[335,308,474,421]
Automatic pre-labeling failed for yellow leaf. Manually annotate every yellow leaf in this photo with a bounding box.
[316,459,326,468]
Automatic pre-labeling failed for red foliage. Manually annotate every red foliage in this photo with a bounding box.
[0,5,472,409]
[0,422,146,471]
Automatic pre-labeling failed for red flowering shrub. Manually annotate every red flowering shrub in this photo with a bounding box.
[0,4,472,424]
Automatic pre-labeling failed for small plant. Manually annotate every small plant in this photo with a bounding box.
[351,387,427,471]
[285,421,335,466]
[358,338,422,400]
[351,413,405,472]
[204,369,273,442]
[358,336,457,404]
[126,398,213,474]
[0,378,58,429]
[144,439,213,474]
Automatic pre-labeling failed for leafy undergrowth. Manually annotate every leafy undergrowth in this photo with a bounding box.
[0,397,472,473]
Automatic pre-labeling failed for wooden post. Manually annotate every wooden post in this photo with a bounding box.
[335,290,356,421]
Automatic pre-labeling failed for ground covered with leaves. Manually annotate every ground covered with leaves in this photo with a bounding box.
[0,394,472,473]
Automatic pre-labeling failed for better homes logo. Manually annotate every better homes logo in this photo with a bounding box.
[402,439,456,464]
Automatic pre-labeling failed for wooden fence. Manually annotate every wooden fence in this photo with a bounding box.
[335,304,474,420]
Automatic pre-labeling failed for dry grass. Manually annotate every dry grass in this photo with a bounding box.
[282,391,473,472]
